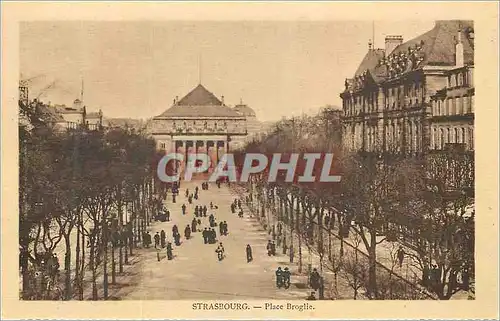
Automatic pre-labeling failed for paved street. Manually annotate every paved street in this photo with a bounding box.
[113,181,313,300]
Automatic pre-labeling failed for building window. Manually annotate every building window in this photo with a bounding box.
[439,128,444,149]
[468,127,474,150]
[451,98,457,115]
[471,95,475,113]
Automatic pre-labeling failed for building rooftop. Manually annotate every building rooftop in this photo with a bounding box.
[233,103,256,118]
[157,84,243,118]
[345,20,474,92]
[177,84,223,106]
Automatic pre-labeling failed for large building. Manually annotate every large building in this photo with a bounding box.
[150,84,255,171]
[340,20,474,156]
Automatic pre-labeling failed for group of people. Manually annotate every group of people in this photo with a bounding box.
[275,267,291,289]
[219,221,229,236]
[266,240,277,256]
[202,227,218,244]
[194,205,208,217]
[231,198,244,218]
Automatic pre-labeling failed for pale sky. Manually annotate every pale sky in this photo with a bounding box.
[20,21,435,121]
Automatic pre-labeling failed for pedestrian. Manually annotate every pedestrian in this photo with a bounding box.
[310,268,320,291]
[160,230,166,248]
[182,203,186,215]
[215,244,224,261]
[191,218,197,232]
[174,233,181,246]
[306,291,316,300]
[172,193,176,203]
[219,221,224,236]
[203,205,207,216]
[283,267,291,289]
[210,201,213,209]
[172,225,179,237]
[231,203,235,214]
[185,225,191,239]
[154,232,160,248]
[166,242,173,260]
[397,246,405,268]
[237,199,241,209]
[238,209,244,218]
[145,231,151,248]
[195,186,199,194]
[223,221,228,235]
[271,241,276,256]
[246,244,253,262]
[210,228,217,244]
[166,209,170,221]
[266,240,273,256]
[185,189,189,198]
[202,228,208,244]
[195,205,199,217]
[275,267,283,288]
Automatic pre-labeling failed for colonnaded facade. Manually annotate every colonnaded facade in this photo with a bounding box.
[150,84,258,172]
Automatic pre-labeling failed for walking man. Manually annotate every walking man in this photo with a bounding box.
[397,246,405,268]
[154,232,160,248]
[267,240,273,256]
[246,244,253,263]
[275,267,283,288]
[202,228,208,244]
[283,267,291,289]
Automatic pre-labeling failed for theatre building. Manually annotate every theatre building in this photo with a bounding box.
[150,84,248,172]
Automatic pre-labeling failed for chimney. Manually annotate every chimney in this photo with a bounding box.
[221,95,225,105]
[455,30,464,67]
[385,35,403,55]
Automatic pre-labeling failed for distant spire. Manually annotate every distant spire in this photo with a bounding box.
[372,21,375,49]
[80,78,84,102]
[240,98,243,105]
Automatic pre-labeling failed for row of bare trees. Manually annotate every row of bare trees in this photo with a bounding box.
[235,108,474,300]
[19,99,162,300]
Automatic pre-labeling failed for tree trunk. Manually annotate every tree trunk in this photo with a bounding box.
[111,245,116,284]
[90,237,98,300]
[296,197,302,274]
[63,234,72,300]
[368,232,378,299]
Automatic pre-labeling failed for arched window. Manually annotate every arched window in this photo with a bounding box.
[454,128,459,144]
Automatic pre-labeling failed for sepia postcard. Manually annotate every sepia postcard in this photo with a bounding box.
[1,1,499,320]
